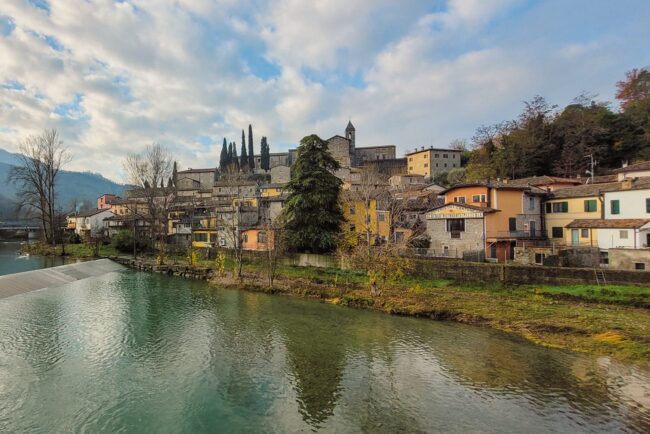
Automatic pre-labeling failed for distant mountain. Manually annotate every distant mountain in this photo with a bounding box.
[0,149,127,214]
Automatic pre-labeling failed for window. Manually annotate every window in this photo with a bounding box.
[193,233,207,242]
[453,164,456,167]
[535,253,545,265]
[210,234,217,243]
[446,218,465,233]
[552,202,568,213]
[435,153,439,158]
[552,227,563,238]
[472,194,481,202]
[636,263,646,271]
[584,199,597,213]
[444,163,447,167]
[619,230,628,239]
[529,197,535,210]
[443,154,448,158]
[242,234,248,243]
[509,217,517,232]
[423,155,426,159]
[611,199,620,215]
[409,157,413,162]
[646,198,650,213]
[378,213,385,222]
[581,229,589,238]
[453,196,466,203]
[258,231,267,243]
[424,163,428,168]
[349,207,356,215]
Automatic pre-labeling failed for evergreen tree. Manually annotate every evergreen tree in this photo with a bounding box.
[220,138,228,170]
[240,141,248,171]
[260,136,270,171]
[248,124,255,171]
[172,161,178,186]
[282,135,343,253]
[228,142,233,163]
[232,142,239,171]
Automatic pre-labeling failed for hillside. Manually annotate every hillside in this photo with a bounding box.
[0,149,127,217]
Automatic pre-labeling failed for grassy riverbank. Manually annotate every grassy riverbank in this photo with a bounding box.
[208,263,650,366]
[23,242,650,365]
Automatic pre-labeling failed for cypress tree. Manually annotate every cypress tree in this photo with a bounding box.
[282,134,343,253]
[248,124,255,171]
[240,141,248,171]
[220,138,228,170]
[232,142,239,171]
[260,136,270,171]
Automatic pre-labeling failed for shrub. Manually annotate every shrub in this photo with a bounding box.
[111,230,136,253]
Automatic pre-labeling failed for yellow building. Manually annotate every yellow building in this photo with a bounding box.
[260,184,285,198]
[192,229,217,248]
[343,197,390,243]
[110,198,149,217]
[406,147,462,178]
[544,182,622,242]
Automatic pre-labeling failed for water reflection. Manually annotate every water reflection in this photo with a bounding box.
[0,241,73,276]
[0,271,647,433]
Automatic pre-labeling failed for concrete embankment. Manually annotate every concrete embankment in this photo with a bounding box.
[0,259,125,299]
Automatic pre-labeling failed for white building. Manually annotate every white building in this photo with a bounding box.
[603,178,650,220]
[74,209,114,238]
[612,161,650,181]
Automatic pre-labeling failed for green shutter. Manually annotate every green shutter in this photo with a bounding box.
[611,200,620,215]
[509,217,517,232]
[561,202,568,213]
[545,203,551,213]
[646,198,650,213]
[584,199,597,213]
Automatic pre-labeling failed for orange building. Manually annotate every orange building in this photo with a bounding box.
[426,182,547,262]
[241,228,274,251]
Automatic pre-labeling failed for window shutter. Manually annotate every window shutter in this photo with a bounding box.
[545,203,551,213]
[562,202,568,213]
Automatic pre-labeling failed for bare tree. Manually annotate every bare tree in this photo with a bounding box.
[123,143,177,261]
[342,165,389,258]
[263,216,286,289]
[9,129,69,245]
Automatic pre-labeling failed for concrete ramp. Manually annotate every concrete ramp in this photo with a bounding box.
[0,259,125,299]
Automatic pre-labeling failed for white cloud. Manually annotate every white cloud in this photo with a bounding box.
[0,0,647,181]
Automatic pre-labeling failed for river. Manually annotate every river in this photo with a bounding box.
[0,241,69,276]
[0,262,648,432]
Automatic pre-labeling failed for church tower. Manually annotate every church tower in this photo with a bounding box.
[345,120,356,165]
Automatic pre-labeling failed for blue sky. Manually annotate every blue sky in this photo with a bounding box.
[0,0,649,181]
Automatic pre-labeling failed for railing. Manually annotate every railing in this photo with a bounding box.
[486,230,545,239]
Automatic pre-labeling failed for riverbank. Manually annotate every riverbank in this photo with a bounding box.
[21,243,650,365]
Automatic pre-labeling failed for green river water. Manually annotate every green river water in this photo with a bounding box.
[0,243,648,432]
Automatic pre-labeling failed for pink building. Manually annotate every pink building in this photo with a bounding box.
[97,194,120,209]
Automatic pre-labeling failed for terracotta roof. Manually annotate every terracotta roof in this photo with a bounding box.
[441,181,547,195]
[428,202,498,214]
[406,147,461,156]
[550,182,622,198]
[582,174,617,184]
[75,209,112,218]
[566,219,650,229]
[612,161,650,173]
[507,175,581,187]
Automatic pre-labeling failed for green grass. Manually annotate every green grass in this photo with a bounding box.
[528,283,650,306]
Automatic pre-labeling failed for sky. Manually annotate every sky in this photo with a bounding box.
[1,0,649,182]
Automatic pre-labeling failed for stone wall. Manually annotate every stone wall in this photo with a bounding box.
[609,249,650,271]
[427,218,484,257]
[411,258,650,285]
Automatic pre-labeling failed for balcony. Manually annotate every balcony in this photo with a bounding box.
[486,230,545,240]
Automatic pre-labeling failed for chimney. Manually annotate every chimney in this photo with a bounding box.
[421,146,424,151]
[621,178,633,190]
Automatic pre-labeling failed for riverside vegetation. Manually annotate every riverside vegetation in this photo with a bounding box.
[23,241,650,366]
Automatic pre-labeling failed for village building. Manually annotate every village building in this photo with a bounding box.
[406,147,462,179]
[97,193,120,209]
[506,176,582,192]
[426,182,546,262]
[612,161,650,181]
[73,208,114,239]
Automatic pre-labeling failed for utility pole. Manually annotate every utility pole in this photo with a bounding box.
[585,153,596,184]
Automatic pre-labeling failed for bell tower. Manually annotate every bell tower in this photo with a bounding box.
[345,120,356,165]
